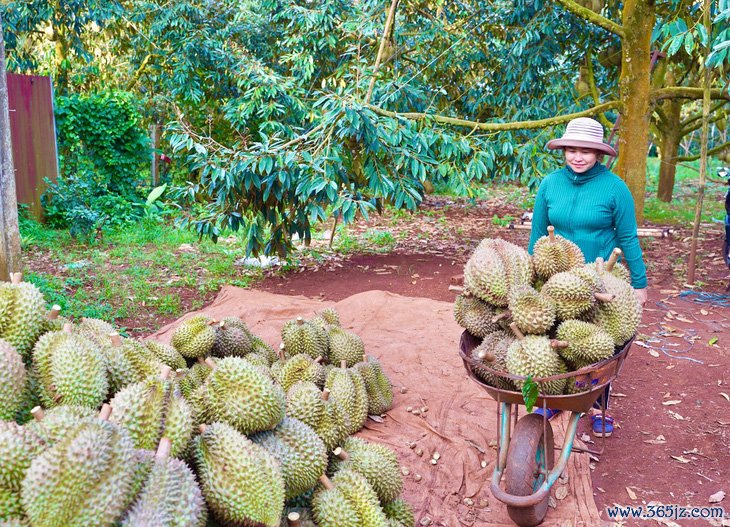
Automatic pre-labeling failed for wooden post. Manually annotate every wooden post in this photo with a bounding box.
[150,123,161,186]
[687,0,712,285]
[0,15,20,282]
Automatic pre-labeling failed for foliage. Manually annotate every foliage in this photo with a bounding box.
[43,91,150,237]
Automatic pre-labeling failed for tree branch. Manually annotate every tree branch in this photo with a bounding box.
[681,109,727,135]
[651,86,730,102]
[677,140,730,162]
[366,0,399,103]
[365,100,622,131]
[680,100,728,131]
[552,0,625,38]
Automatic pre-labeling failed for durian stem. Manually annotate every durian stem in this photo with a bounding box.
[595,257,605,273]
[99,403,113,421]
[606,248,622,271]
[199,424,207,434]
[313,355,323,364]
[508,322,525,340]
[155,437,172,460]
[340,360,347,369]
[109,332,123,347]
[175,368,187,379]
[362,353,368,363]
[287,512,301,527]
[208,319,218,326]
[318,474,335,490]
[159,365,172,380]
[322,388,331,401]
[9,272,22,284]
[547,225,556,242]
[31,406,45,421]
[296,317,304,326]
[204,357,217,370]
[333,447,350,460]
[476,349,496,363]
[62,322,73,333]
[278,343,286,361]
[219,320,226,329]
[491,311,512,324]
[48,305,61,320]
[595,292,615,303]
[550,339,570,349]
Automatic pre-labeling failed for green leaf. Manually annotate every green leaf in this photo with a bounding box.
[522,376,539,412]
[709,336,719,346]
[146,184,167,206]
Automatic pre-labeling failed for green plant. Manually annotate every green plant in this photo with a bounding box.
[491,214,516,227]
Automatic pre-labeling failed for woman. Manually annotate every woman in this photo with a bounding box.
[528,117,647,437]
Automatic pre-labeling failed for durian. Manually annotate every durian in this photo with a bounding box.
[505,324,568,395]
[463,238,533,306]
[171,315,216,359]
[0,340,26,421]
[555,320,615,366]
[532,226,584,279]
[453,294,502,337]
[508,285,556,335]
[329,437,403,503]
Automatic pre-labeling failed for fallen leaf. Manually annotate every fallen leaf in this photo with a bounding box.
[555,486,569,500]
[612,392,628,398]
[649,350,661,358]
[368,415,384,423]
[721,393,730,402]
[701,309,709,315]
[644,435,667,445]
[676,316,692,323]
[709,336,719,346]
[626,487,638,500]
[668,411,685,420]
[709,490,725,503]
[662,400,682,406]
[671,455,691,463]
[635,341,649,348]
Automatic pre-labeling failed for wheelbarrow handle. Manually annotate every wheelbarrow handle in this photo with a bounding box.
[490,412,582,507]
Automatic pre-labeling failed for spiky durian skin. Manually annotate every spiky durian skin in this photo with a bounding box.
[104,338,161,394]
[0,286,13,336]
[325,368,368,435]
[145,340,187,370]
[469,331,516,391]
[327,327,364,367]
[282,320,329,360]
[110,379,193,457]
[586,261,631,282]
[177,362,213,398]
[0,282,46,359]
[194,422,285,527]
[555,320,615,365]
[0,422,45,494]
[353,357,393,416]
[285,382,350,451]
[463,239,533,307]
[453,294,501,338]
[252,417,327,500]
[540,271,596,320]
[330,437,403,503]
[205,357,286,435]
[314,469,389,527]
[27,405,96,445]
[250,336,279,366]
[77,317,117,346]
[382,498,415,527]
[21,419,135,527]
[318,307,341,327]
[508,285,556,335]
[275,354,326,392]
[594,273,642,346]
[171,315,216,359]
[532,234,584,280]
[34,332,108,408]
[505,336,567,395]
[368,356,393,412]
[211,323,252,358]
[121,455,207,527]
[0,340,26,421]
[0,487,24,521]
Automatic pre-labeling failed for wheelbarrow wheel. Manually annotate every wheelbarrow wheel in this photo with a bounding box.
[504,413,555,527]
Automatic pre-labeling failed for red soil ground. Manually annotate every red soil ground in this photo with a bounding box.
[255,197,730,526]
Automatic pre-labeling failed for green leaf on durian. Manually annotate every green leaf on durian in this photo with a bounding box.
[522,376,539,412]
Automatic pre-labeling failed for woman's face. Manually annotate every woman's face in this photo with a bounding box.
[564,147,599,173]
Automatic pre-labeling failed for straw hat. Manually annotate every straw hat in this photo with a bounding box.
[546,117,617,157]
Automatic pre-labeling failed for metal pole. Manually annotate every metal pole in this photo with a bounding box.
[0,15,21,281]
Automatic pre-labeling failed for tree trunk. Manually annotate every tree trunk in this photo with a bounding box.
[614,0,654,223]
[656,99,682,202]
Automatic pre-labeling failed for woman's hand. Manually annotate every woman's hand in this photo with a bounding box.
[633,287,648,307]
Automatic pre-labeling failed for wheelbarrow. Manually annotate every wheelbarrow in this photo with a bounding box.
[459,331,634,527]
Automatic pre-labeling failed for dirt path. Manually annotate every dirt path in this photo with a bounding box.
[256,209,730,525]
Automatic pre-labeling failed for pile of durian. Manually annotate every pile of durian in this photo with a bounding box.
[454,228,642,395]
[0,272,413,527]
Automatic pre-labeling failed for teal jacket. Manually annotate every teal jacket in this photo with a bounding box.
[527,163,647,289]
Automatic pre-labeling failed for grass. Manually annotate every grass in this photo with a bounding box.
[644,157,725,225]
[20,217,264,331]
